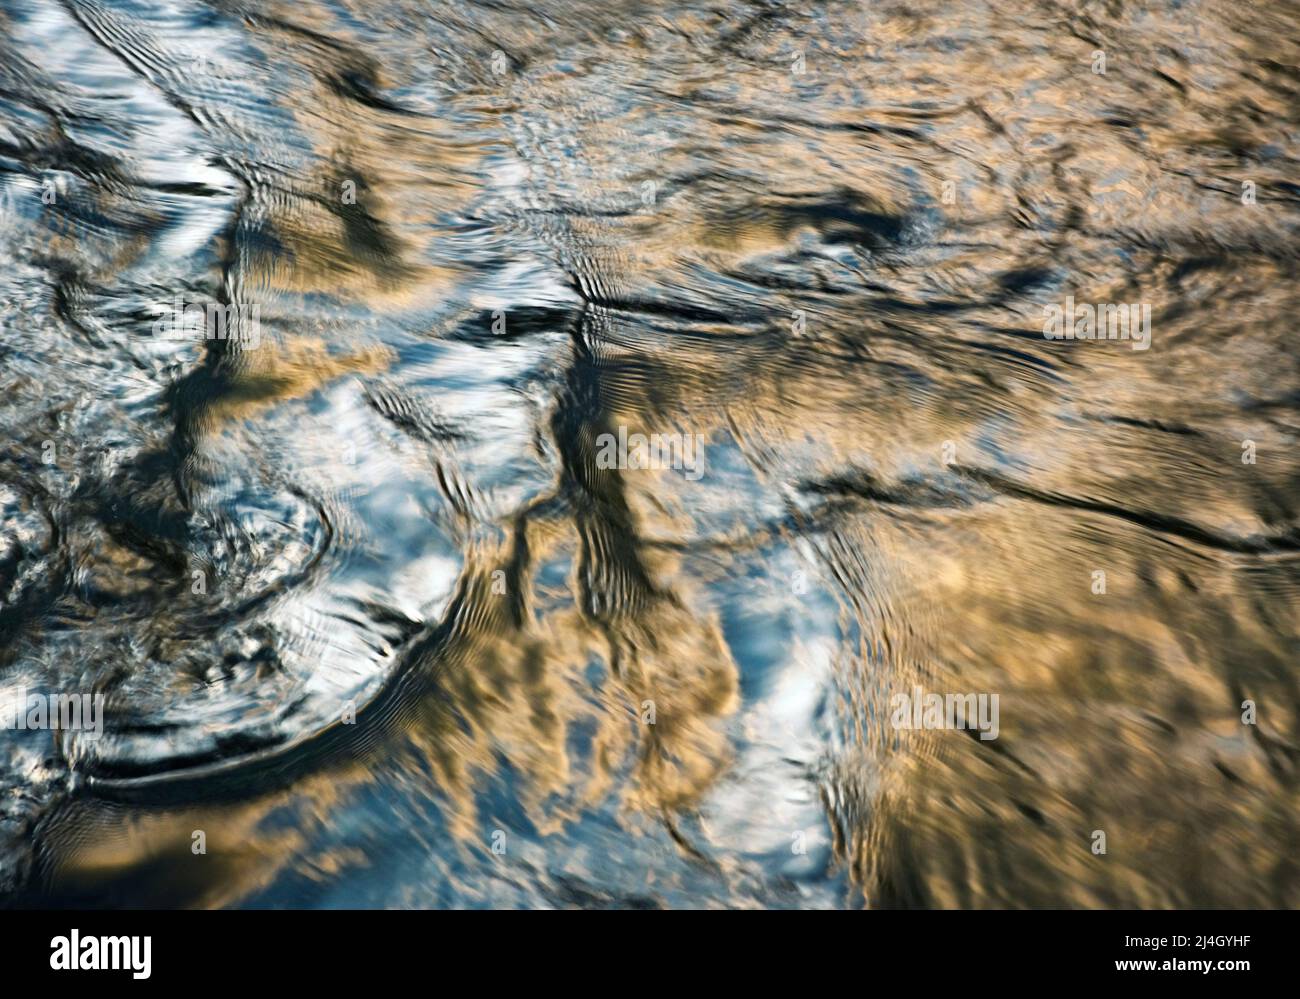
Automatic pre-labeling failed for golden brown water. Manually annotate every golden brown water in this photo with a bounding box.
[0,0,1298,908]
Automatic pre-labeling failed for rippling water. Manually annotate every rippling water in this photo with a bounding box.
[1,0,1298,908]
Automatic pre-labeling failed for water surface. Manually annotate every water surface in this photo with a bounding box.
[1,0,1298,908]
